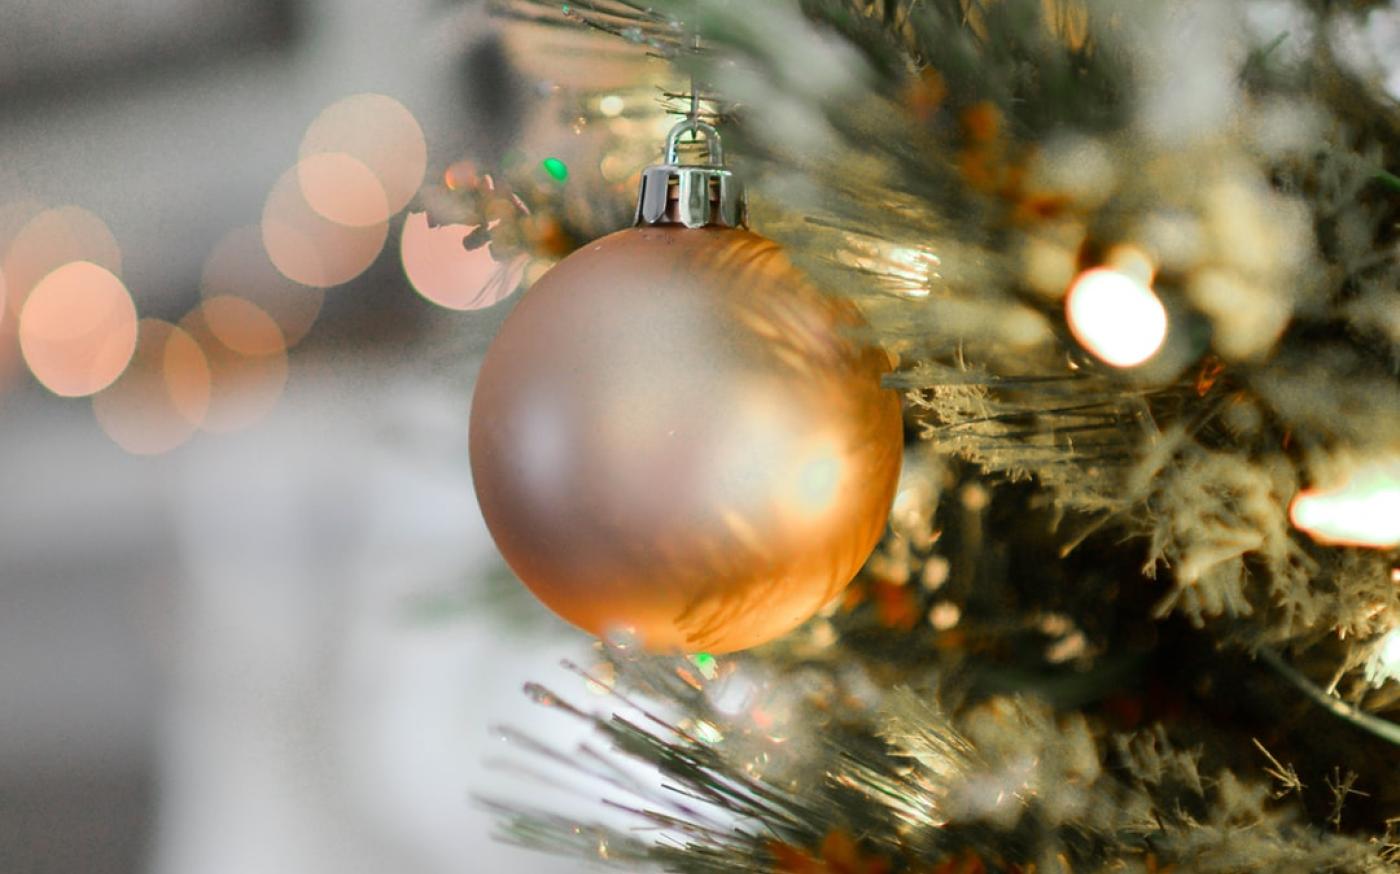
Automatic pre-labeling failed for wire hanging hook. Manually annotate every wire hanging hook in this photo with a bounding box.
[661,17,724,166]
[688,28,701,125]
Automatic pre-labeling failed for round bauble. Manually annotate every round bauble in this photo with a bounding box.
[469,223,902,652]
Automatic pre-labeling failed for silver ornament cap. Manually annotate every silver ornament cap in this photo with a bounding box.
[634,119,748,229]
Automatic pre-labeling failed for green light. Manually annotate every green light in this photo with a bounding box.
[542,157,569,182]
[691,652,717,679]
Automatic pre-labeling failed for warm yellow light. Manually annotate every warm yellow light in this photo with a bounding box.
[1065,266,1168,367]
[1290,456,1400,549]
[599,95,625,117]
[19,261,137,397]
[887,246,938,298]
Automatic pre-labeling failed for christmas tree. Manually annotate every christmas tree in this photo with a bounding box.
[442,1,1400,870]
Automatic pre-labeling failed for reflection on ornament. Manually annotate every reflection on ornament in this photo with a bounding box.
[400,212,524,310]
[1064,265,1167,367]
[834,237,938,299]
[470,120,903,653]
[1290,455,1400,548]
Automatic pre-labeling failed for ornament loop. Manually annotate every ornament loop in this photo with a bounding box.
[664,119,724,166]
[635,120,746,229]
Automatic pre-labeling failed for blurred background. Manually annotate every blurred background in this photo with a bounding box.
[0,1,592,871]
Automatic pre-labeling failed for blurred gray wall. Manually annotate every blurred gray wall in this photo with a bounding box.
[0,2,585,873]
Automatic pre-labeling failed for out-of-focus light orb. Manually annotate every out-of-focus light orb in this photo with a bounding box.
[19,261,137,397]
[262,166,388,288]
[443,161,478,192]
[180,297,288,433]
[200,296,287,357]
[400,211,525,310]
[1290,456,1400,549]
[92,319,210,455]
[1064,266,1168,367]
[598,95,625,117]
[1106,244,1154,285]
[928,601,961,631]
[3,206,121,316]
[296,152,392,227]
[0,271,22,399]
[201,226,323,347]
[542,157,569,182]
[299,93,425,216]
[599,153,633,183]
[1367,627,1400,687]
[0,199,46,252]
[1380,629,1400,669]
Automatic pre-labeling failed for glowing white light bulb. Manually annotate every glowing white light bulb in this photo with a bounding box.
[1064,266,1169,367]
[1366,627,1400,687]
[1290,455,1400,549]
[599,95,625,117]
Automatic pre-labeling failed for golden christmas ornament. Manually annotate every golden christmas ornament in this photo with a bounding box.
[469,121,903,653]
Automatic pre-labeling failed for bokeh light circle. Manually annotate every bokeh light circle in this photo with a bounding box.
[93,319,211,455]
[299,93,426,216]
[19,261,138,397]
[0,199,46,250]
[1289,456,1400,549]
[262,166,388,288]
[180,296,288,433]
[1064,267,1168,368]
[400,211,525,310]
[201,226,324,347]
[296,152,392,227]
[0,270,18,399]
[3,206,122,316]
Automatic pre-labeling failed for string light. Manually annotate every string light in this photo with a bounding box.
[1367,628,1400,687]
[1290,455,1400,548]
[1064,264,1168,368]
[599,95,625,117]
